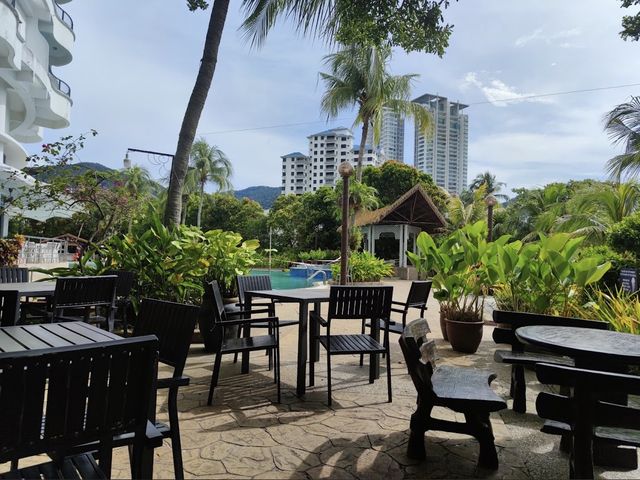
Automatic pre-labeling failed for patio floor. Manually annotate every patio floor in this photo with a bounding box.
[10,279,638,479]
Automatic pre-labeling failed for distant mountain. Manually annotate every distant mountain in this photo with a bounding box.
[234,186,281,209]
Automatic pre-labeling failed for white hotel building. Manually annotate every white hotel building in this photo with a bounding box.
[0,0,74,234]
[281,127,380,194]
[413,94,468,195]
[365,107,405,163]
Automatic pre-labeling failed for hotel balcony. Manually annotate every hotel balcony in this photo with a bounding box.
[39,0,75,66]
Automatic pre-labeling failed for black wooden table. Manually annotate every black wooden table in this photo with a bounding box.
[516,325,640,474]
[0,281,56,297]
[245,288,331,397]
[0,322,155,477]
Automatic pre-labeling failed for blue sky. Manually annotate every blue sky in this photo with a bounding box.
[39,1,639,194]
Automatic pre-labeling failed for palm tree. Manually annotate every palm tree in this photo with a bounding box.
[319,44,432,182]
[604,96,640,180]
[188,138,233,228]
[447,184,488,231]
[469,171,508,201]
[122,165,152,233]
[554,182,640,242]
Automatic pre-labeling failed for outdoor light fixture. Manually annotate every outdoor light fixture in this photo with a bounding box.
[338,161,354,285]
[485,194,498,242]
[123,151,131,169]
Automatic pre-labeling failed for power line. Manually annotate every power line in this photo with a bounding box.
[196,81,640,136]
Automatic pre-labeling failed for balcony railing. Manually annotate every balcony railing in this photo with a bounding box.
[53,1,73,31]
[48,67,71,97]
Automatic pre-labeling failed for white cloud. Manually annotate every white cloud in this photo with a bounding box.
[515,28,581,48]
[462,72,554,107]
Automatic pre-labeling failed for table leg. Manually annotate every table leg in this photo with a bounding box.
[369,318,380,382]
[570,386,594,479]
[297,301,308,397]
[241,293,252,374]
[309,302,320,388]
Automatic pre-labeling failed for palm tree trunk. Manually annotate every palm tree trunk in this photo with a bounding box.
[356,120,369,182]
[181,194,189,224]
[163,0,230,227]
[197,182,205,228]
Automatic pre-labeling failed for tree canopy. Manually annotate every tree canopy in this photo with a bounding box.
[620,0,640,41]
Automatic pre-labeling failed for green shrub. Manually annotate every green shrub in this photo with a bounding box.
[42,215,259,307]
[254,251,292,269]
[608,212,640,258]
[298,249,340,262]
[578,245,638,291]
[331,251,394,282]
[571,288,640,334]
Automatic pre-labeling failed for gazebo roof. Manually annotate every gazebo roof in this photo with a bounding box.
[354,184,446,232]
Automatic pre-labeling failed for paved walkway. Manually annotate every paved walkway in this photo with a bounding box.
[17,279,639,479]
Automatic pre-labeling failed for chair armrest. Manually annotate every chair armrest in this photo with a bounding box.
[310,311,328,327]
[222,316,279,326]
[391,300,406,307]
[145,420,164,448]
[227,307,273,317]
[157,376,190,389]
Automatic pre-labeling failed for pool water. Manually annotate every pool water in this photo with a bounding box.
[250,269,316,289]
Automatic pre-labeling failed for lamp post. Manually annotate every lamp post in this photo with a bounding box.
[338,161,354,285]
[485,194,498,242]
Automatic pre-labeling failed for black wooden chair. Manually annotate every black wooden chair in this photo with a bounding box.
[0,336,160,479]
[49,275,118,331]
[0,267,28,283]
[492,310,609,413]
[133,298,199,480]
[310,285,393,406]
[400,318,507,470]
[106,269,136,336]
[0,290,20,326]
[203,280,280,405]
[535,362,640,479]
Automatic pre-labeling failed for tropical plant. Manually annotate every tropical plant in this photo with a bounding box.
[608,210,640,257]
[0,235,24,266]
[604,96,640,180]
[298,249,341,263]
[319,44,432,181]
[468,171,508,201]
[577,245,638,291]
[331,251,393,282]
[165,0,457,226]
[620,0,640,41]
[572,288,640,334]
[447,184,488,231]
[187,138,233,228]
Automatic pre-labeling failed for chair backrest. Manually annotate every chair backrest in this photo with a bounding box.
[0,291,20,327]
[327,285,393,322]
[399,318,437,397]
[405,280,432,308]
[197,281,228,353]
[492,310,609,348]
[53,275,118,309]
[0,267,28,283]
[0,336,158,465]
[105,269,136,298]
[134,298,198,377]
[236,274,272,306]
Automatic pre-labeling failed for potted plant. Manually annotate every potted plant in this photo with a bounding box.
[408,221,497,353]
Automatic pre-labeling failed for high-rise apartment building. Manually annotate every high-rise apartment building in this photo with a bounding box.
[0,0,75,234]
[365,107,405,162]
[281,127,380,194]
[413,94,468,195]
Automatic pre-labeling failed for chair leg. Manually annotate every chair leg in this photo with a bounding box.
[233,326,242,364]
[467,412,499,470]
[309,345,315,387]
[168,387,185,480]
[359,319,365,367]
[122,305,128,337]
[208,352,223,406]
[512,365,526,413]
[327,351,332,406]
[386,348,392,403]
[275,346,281,403]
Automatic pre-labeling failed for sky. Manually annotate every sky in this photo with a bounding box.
[38,0,640,195]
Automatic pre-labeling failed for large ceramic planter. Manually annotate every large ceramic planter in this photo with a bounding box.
[445,317,484,353]
[439,310,449,342]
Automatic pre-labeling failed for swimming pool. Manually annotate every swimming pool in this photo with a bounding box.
[250,269,317,289]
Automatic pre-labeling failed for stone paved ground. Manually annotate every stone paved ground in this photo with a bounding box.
[5,280,639,479]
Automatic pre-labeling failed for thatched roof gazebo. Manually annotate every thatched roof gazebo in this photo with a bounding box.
[353,185,446,277]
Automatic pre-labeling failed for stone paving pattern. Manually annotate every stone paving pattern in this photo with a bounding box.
[5,279,638,478]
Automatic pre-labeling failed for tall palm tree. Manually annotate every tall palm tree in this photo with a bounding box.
[189,138,233,228]
[447,184,488,231]
[604,96,640,180]
[319,44,432,182]
[469,171,508,201]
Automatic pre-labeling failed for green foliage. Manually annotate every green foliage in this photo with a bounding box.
[447,184,488,231]
[331,251,394,282]
[578,245,638,291]
[0,235,24,266]
[298,249,341,263]
[362,161,447,211]
[572,288,640,334]
[608,211,640,257]
[241,0,456,54]
[604,97,640,179]
[186,0,208,11]
[620,0,640,41]
[42,215,259,306]
[254,251,291,269]
[408,221,494,321]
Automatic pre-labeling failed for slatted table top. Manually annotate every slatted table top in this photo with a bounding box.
[516,325,640,365]
[0,281,56,296]
[245,287,331,303]
[0,322,122,355]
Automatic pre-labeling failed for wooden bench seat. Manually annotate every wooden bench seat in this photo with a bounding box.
[400,319,507,470]
[492,310,608,413]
